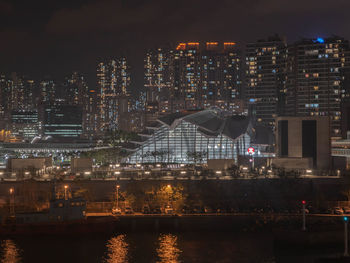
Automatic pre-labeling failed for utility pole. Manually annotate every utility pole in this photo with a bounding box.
[302,200,306,231]
[116,185,120,210]
[344,216,349,257]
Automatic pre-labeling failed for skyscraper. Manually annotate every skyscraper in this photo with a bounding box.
[144,42,242,115]
[97,58,131,131]
[63,72,98,139]
[200,42,242,110]
[245,35,287,127]
[285,36,350,137]
[144,47,173,114]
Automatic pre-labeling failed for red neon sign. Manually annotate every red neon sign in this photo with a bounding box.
[247,147,255,154]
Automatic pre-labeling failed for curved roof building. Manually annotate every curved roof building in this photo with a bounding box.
[126,108,273,164]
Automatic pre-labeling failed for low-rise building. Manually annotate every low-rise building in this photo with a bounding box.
[274,116,331,170]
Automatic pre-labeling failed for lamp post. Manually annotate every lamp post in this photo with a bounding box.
[64,185,68,200]
[247,147,255,171]
[9,187,14,217]
[116,185,120,210]
[302,200,306,231]
[344,216,349,257]
[166,184,172,207]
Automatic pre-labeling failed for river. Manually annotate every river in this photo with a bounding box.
[0,231,342,262]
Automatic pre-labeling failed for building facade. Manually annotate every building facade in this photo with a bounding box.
[97,58,131,131]
[44,105,83,138]
[285,37,350,137]
[245,35,287,127]
[144,42,242,117]
[275,116,331,169]
[126,108,273,164]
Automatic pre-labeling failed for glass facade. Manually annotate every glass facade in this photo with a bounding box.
[44,105,83,138]
[127,119,251,164]
[11,110,39,139]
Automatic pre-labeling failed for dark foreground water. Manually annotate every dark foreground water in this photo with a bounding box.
[0,232,342,263]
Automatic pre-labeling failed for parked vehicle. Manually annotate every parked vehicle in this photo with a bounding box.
[204,206,213,213]
[142,205,150,214]
[343,207,350,214]
[151,206,162,214]
[181,206,191,214]
[125,207,133,214]
[333,207,344,215]
[111,207,122,215]
[164,205,174,215]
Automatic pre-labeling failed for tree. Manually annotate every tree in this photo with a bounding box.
[105,130,140,147]
[144,150,168,163]
[150,184,186,212]
[186,150,207,164]
[227,164,240,178]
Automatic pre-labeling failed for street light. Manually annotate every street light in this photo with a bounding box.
[116,185,120,210]
[166,185,172,207]
[302,200,306,231]
[9,187,14,217]
[64,185,68,200]
[344,216,349,257]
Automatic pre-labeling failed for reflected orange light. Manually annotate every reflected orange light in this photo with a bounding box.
[104,235,129,263]
[156,234,181,263]
[1,240,21,263]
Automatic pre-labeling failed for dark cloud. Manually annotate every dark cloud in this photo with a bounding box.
[0,1,12,14]
[0,0,350,91]
[46,0,163,34]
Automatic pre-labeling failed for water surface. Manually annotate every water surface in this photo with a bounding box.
[0,232,341,262]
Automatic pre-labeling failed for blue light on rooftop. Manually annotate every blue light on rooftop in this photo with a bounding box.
[316,37,325,43]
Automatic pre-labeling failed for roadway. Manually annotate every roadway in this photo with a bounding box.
[86,212,348,218]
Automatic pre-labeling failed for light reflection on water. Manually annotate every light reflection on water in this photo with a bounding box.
[104,234,129,263]
[0,240,21,263]
[156,234,181,263]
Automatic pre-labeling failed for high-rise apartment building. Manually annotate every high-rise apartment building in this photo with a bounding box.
[63,72,98,138]
[40,79,56,106]
[200,42,242,110]
[0,74,11,125]
[285,36,350,137]
[11,110,39,140]
[245,35,287,127]
[97,58,131,131]
[144,42,242,115]
[144,47,173,114]
[64,72,89,106]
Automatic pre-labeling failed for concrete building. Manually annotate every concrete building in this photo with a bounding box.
[10,110,39,140]
[285,37,350,138]
[71,158,93,173]
[125,108,274,165]
[44,105,83,138]
[246,35,287,127]
[332,131,350,170]
[97,58,131,131]
[7,157,52,172]
[144,42,242,115]
[274,116,331,169]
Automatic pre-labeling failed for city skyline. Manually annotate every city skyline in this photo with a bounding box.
[1,35,350,140]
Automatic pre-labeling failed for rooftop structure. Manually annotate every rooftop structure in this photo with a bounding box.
[125,108,274,164]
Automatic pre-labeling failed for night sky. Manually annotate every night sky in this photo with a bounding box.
[0,0,348,92]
